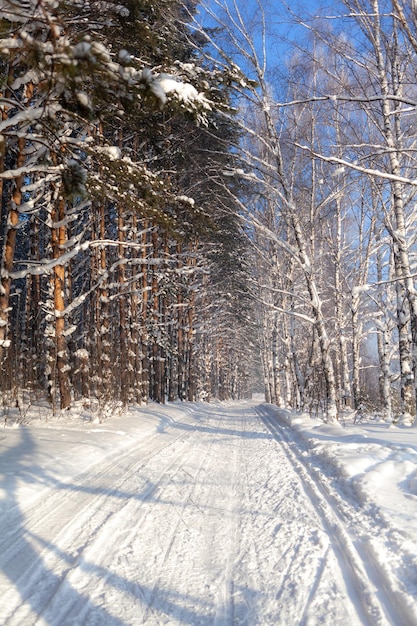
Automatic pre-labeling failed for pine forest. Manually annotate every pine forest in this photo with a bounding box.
[2,0,417,427]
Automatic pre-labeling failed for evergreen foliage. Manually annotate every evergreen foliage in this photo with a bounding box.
[0,0,258,412]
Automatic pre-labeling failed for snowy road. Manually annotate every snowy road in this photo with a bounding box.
[0,402,415,625]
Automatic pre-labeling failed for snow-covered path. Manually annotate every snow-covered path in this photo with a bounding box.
[0,402,416,625]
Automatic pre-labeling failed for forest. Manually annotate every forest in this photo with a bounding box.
[1,0,417,426]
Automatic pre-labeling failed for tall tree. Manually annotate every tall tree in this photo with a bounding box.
[0,0,257,411]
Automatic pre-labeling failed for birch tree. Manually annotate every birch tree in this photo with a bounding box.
[312,0,417,420]
[196,0,346,418]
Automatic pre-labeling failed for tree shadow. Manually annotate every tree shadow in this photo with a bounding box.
[138,402,272,441]
[0,426,258,625]
[0,427,130,624]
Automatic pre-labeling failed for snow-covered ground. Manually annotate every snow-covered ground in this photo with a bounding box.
[0,400,417,625]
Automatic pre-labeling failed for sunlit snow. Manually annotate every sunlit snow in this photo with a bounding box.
[0,401,416,625]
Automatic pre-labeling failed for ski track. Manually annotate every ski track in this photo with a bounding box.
[0,402,411,625]
[256,406,417,626]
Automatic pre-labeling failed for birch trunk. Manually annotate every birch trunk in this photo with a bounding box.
[351,288,361,410]
[259,80,338,419]
[334,197,352,408]
[376,246,394,420]
[370,0,417,418]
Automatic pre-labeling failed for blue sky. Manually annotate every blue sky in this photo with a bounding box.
[198,0,335,78]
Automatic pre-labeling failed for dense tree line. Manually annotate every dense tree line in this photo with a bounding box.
[0,0,257,414]
[196,0,417,424]
[6,0,417,426]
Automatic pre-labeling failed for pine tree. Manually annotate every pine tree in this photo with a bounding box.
[0,0,256,411]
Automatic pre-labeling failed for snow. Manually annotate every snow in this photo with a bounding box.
[1,400,417,625]
[96,146,122,161]
[176,195,195,207]
[156,75,207,107]
[76,92,90,108]
[137,69,212,115]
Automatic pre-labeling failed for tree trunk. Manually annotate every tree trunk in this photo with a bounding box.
[97,203,112,403]
[118,204,128,405]
[351,288,361,411]
[140,223,150,403]
[129,213,143,404]
[334,196,352,408]
[0,137,25,373]
[51,196,71,409]
[370,0,417,419]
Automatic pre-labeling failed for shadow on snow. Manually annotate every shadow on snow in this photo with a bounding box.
[0,419,265,625]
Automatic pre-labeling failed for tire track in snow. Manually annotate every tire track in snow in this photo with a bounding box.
[37,433,211,626]
[230,407,348,625]
[257,405,414,626]
[0,418,205,625]
[231,408,284,625]
[212,411,242,626]
[135,407,245,625]
[140,432,216,625]
[0,422,185,556]
[135,405,254,626]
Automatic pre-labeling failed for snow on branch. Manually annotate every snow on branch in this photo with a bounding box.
[137,68,212,123]
[256,297,315,324]
[295,144,417,187]
[273,93,417,109]
[0,164,64,179]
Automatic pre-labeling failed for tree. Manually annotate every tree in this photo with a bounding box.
[195,0,344,418]
[0,0,257,412]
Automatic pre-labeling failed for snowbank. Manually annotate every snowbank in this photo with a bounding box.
[270,405,417,548]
